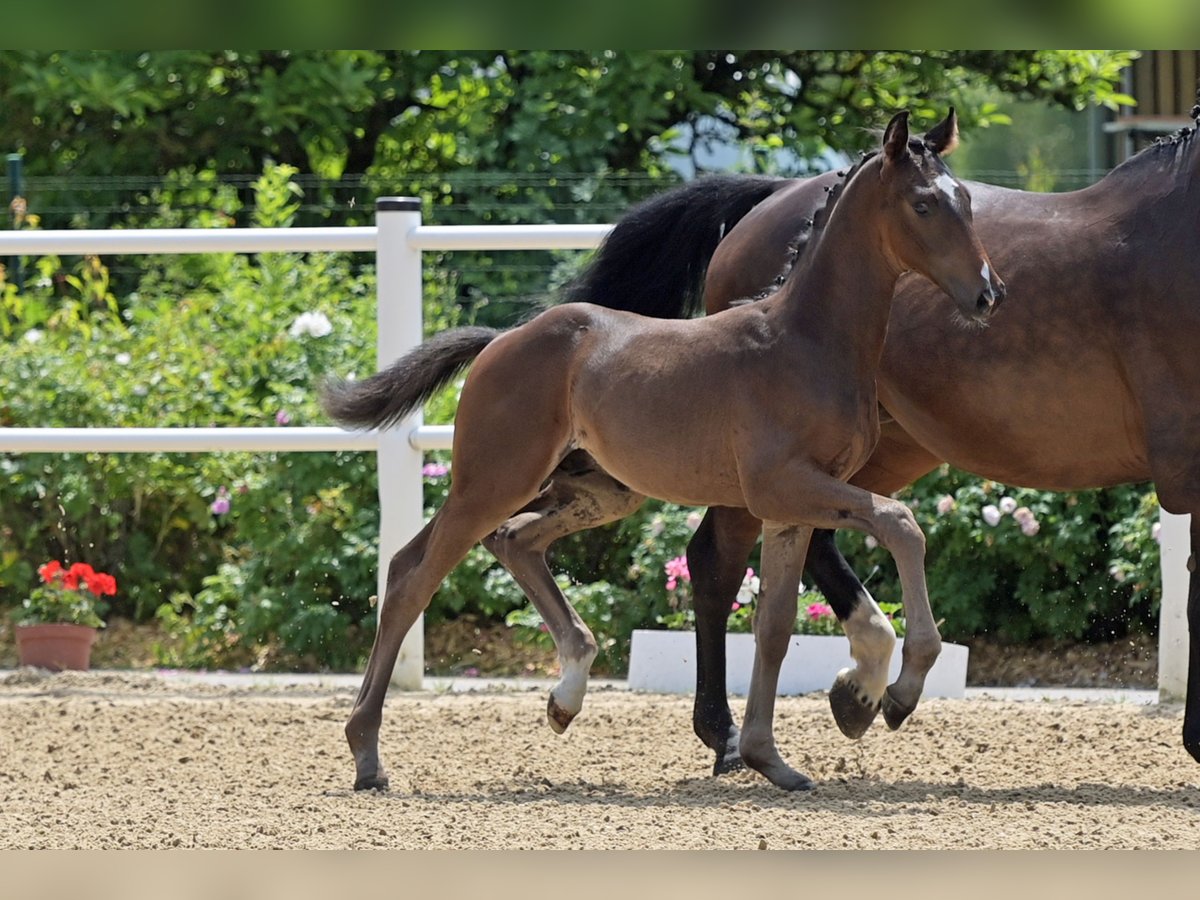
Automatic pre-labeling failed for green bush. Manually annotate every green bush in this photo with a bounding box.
[1,164,385,667]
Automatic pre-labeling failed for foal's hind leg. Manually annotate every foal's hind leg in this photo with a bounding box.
[346,509,487,790]
[483,451,645,734]
[347,455,566,789]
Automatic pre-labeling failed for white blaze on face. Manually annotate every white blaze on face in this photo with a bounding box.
[981,261,992,284]
[934,173,959,205]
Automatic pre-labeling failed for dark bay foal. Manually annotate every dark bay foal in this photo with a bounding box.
[324,111,1003,791]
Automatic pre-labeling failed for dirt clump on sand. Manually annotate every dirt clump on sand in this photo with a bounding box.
[1,671,1196,849]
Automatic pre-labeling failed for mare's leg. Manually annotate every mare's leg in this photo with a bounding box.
[1186,516,1200,762]
[803,528,897,738]
[687,506,761,774]
[483,451,645,733]
[739,523,815,791]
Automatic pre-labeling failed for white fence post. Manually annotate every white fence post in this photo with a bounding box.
[1159,510,1191,700]
[375,198,426,688]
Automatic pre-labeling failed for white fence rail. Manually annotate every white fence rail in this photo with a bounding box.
[0,198,609,687]
[0,200,1188,698]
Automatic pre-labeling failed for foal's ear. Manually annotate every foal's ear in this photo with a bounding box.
[924,107,960,157]
[883,111,911,162]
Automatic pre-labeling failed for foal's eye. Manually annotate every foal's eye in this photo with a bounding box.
[913,201,931,216]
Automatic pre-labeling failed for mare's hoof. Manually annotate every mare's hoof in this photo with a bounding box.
[353,773,390,792]
[1185,735,1200,765]
[547,695,574,735]
[829,671,880,739]
[881,687,916,731]
[712,746,746,777]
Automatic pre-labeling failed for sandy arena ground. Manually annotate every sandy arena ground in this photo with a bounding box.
[1,670,1198,849]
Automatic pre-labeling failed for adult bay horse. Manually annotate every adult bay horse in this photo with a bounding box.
[324,111,1003,791]
[495,106,1200,776]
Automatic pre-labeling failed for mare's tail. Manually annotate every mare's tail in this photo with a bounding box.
[322,326,501,430]
[562,174,788,318]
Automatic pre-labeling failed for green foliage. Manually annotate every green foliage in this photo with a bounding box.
[0,51,1134,182]
[17,581,108,629]
[2,51,1138,331]
[0,164,381,666]
[18,586,106,629]
[653,560,907,638]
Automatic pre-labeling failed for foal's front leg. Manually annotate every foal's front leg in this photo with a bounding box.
[745,469,926,735]
[483,452,645,733]
[739,523,815,791]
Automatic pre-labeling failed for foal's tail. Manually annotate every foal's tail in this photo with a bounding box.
[562,174,788,318]
[321,326,501,431]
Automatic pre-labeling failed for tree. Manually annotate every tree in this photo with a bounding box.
[1,51,1135,180]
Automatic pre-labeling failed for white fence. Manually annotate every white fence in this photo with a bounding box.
[0,199,1189,698]
[0,198,609,687]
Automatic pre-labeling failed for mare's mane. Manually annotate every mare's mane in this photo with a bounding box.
[1109,98,1200,176]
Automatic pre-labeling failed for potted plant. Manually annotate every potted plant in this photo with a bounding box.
[14,560,115,671]
[628,556,969,697]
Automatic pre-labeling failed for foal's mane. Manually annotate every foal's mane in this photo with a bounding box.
[804,149,881,252]
[740,149,881,303]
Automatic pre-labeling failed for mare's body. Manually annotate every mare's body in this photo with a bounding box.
[521,113,1200,773]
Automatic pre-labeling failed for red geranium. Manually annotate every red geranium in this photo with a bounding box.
[86,572,118,596]
[37,559,117,595]
[24,560,115,629]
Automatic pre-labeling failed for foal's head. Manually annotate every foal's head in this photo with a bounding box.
[874,109,1005,321]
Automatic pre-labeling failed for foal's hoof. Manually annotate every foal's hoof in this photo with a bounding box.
[829,670,881,740]
[353,773,390,792]
[775,771,815,792]
[547,695,575,735]
[749,760,814,792]
[881,687,917,731]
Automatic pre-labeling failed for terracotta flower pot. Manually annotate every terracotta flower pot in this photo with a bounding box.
[15,623,98,671]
